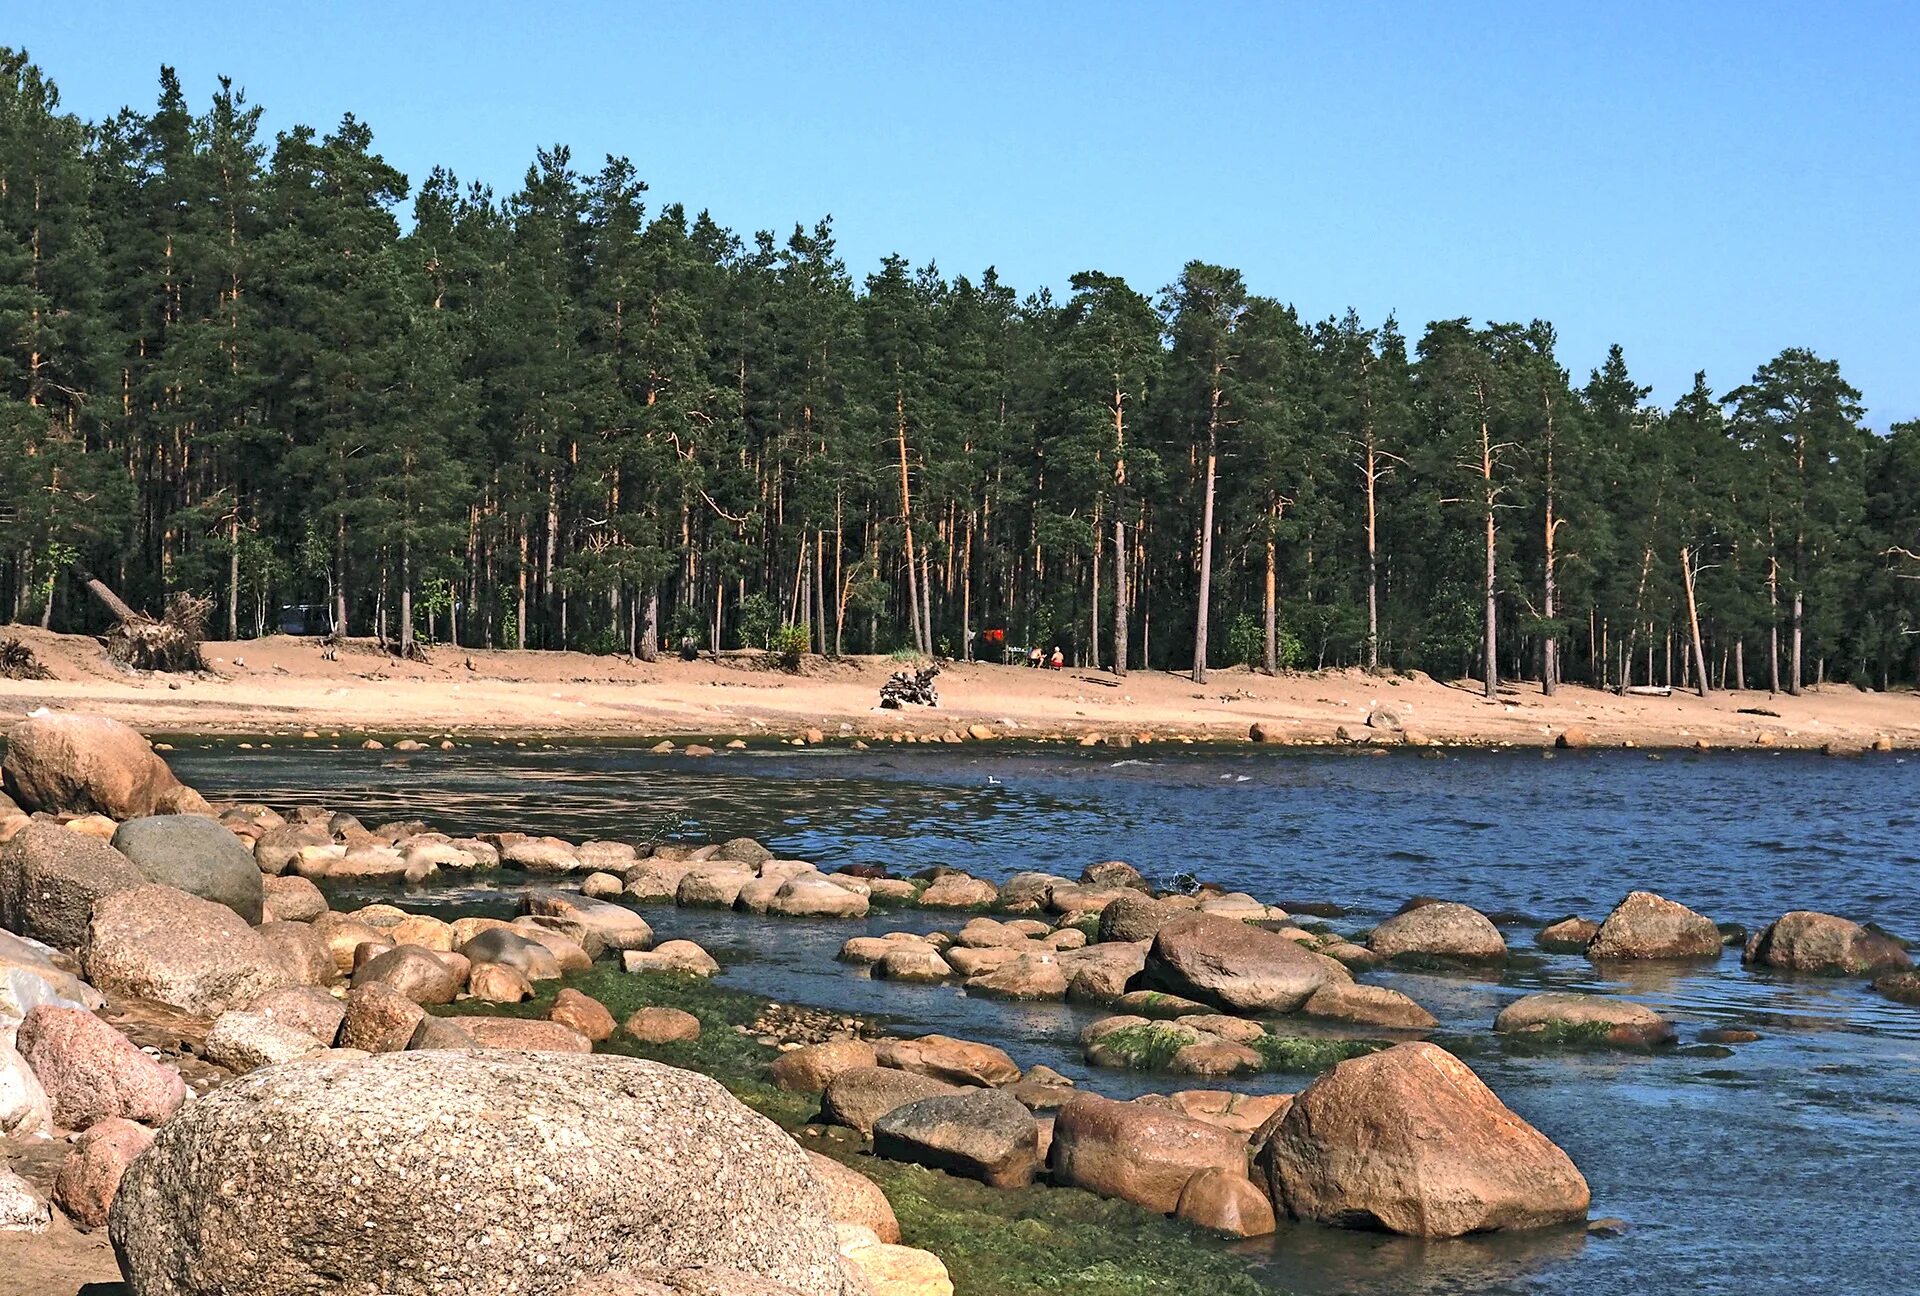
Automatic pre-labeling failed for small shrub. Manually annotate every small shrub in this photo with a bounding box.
[769,622,810,672]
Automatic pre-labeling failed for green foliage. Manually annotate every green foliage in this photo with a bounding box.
[1091,1023,1192,1070]
[770,622,810,672]
[1248,1033,1386,1072]
[0,46,1910,692]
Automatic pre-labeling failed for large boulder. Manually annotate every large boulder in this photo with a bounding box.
[964,950,1069,1001]
[1742,911,1913,976]
[1492,992,1676,1046]
[0,821,145,949]
[1176,1167,1277,1238]
[108,1050,851,1296]
[110,815,264,923]
[1301,982,1437,1030]
[1049,1093,1250,1214]
[1366,902,1506,962]
[767,876,870,919]
[350,945,461,1005]
[1141,913,1350,1013]
[15,1004,187,1130]
[772,1039,879,1094]
[1261,1041,1590,1237]
[83,884,291,1016]
[1,714,203,820]
[1586,891,1721,961]
[821,1067,962,1138]
[1062,941,1149,1004]
[258,921,336,987]
[1098,893,1179,944]
[873,1088,1041,1188]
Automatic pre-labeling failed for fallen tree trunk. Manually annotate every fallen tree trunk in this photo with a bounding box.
[81,571,208,673]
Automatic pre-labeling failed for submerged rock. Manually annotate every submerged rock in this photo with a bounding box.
[1743,911,1912,976]
[1261,1041,1589,1237]
[1493,992,1676,1047]
[108,1050,850,1296]
[1536,916,1599,952]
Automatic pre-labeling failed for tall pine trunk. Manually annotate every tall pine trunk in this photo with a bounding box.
[1112,518,1128,676]
[1191,373,1222,684]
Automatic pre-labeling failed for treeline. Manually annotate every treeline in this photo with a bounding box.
[4,51,1918,692]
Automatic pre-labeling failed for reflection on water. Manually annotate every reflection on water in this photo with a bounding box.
[169,742,1920,1296]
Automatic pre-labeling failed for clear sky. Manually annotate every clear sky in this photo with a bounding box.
[12,2,1918,424]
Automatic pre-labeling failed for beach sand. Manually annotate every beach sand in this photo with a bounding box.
[1,627,1914,750]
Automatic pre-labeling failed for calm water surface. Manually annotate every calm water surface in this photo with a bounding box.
[168,742,1920,1296]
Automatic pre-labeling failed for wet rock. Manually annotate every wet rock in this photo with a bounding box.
[15,1004,186,1130]
[873,1088,1041,1187]
[1876,970,1920,1006]
[109,1050,849,1296]
[677,865,755,909]
[805,1151,900,1244]
[522,889,654,955]
[1261,1041,1590,1237]
[622,940,721,977]
[768,875,870,919]
[1176,1167,1277,1237]
[1171,1037,1263,1076]
[258,920,336,987]
[2,713,202,820]
[52,1114,154,1230]
[875,1034,1020,1087]
[110,814,263,923]
[0,821,145,949]
[871,947,954,983]
[1493,993,1676,1046]
[1050,1092,1251,1214]
[548,987,616,1042]
[1047,884,1134,917]
[203,1009,329,1071]
[1097,893,1180,944]
[964,950,1069,1001]
[1536,916,1599,952]
[822,1067,963,1137]
[1699,1027,1762,1044]
[338,984,426,1053]
[773,1039,879,1093]
[1081,860,1148,891]
[350,944,461,1005]
[447,1016,593,1053]
[838,934,926,966]
[1367,901,1507,962]
[459,927,564,980]
[496,834,584,873]
[1742,911,1912,976]
[624,1007,702,1044]
[1062,941,1149,1004]
[83,884,290,1016]
[1587,891,1722,961]
[1301,982,1437,1030]
[260,874,328,923]
[918,874,999,909]
[1141,913,1351,1014]
[951,917,1028,949]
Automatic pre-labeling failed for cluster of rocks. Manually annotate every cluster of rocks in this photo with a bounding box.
[774,1025,1590,1241]
[0,712,946,1295]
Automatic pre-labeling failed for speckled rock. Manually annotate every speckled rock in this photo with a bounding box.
[445,1016,592,1053]
[15,1004,186,1130]
[1586,891,1721,961]
[1743,911,1912,976]
[874,1034,1019,1087]
[337,984,426,1053]
[350,944,461,1005]
[460,927,565,980]
[52,1114,154,1230]
[0,1038,52,1136]
[1141,913,1351,1014]
[248,985,346,1044]
[260,874,328,923]
[1366,902,1507,962]
[0,1167,50,1233]
[258,920,337,987]
[108,1050,851,1295]
[0,821,145,949]
[203,1009,330,1072]
[623,940,722,977]
[82,884,290,1016]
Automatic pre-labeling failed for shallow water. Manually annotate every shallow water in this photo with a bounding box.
[169,741,1920,1296]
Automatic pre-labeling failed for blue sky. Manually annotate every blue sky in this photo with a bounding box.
[13,2,1918,424]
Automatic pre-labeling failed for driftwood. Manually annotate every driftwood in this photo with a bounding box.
[879,664,940,709]
[82,573,208,673]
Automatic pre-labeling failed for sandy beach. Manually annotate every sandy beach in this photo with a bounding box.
[2,627,1914,750]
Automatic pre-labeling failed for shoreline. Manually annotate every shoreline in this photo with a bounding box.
[3,626,1917,752]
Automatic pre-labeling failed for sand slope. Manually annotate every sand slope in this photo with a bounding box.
[1,627,1915,750]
